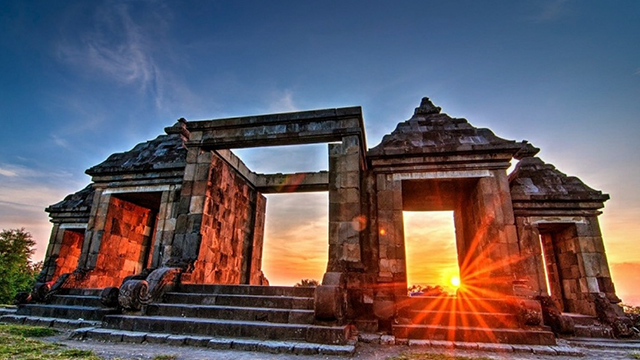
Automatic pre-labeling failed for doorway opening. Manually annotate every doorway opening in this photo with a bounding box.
[53,228,85,279]
[84,191,160,288]
[404,211,460,295]
[538,223,577,312]
[261,192,328,286]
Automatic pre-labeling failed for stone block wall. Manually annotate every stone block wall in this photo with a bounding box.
[52,229,84,279]
[39,226,86,282]
[184,152,265,284]
[74,196,156,288]
[249,194,268,285]
[454,171,519,297]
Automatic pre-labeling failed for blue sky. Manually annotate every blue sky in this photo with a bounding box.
[0,1,639,300]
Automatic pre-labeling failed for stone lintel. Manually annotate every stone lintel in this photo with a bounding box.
[103,184,174,195]
[514,209,603,218]
[186,106,362,130]
[59,223,88,229]
[90,170,185,186]
[184,108,367,157]
[392,169,491,181]
[522,216,588,226]
[50,217,90,224]
[255,171,329,193]
[512,200,606,212]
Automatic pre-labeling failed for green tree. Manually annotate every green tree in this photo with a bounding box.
[0,228,39,304]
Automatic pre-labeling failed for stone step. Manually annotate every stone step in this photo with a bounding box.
[103,314,350,345]
[73,327,355,356]
[572,324,614,338]
[163,292,313,310]
[563,312,600,326]
[400,295,514,313]
[0,314,100,329]
[0,306,17,317]
[49,294,103,307]
[401,310,519,329]
[392,324,556,345]
[62,288,104,296]
[16,304,118,321]
[177,284,315,297]
[145,303,315,324]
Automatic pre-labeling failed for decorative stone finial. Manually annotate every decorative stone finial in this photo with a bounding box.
[164,117,190,140]
[414,97,441,115]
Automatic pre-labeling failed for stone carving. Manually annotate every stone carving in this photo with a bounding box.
[508,297,543,326]
[537,295,575,334]
[30,272,72,303]
[118,267,181,311]
[592,293,634,337]
[100,287,120,307]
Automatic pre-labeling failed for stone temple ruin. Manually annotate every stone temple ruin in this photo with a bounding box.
[6,98,635,352]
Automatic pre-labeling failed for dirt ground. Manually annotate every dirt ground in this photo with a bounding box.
[43,333,640,360]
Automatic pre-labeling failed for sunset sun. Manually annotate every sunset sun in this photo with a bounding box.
[450,276,461,288]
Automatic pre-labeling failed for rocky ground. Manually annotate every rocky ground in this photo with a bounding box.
[43,332,640,360]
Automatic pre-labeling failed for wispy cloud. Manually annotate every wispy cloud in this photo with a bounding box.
[54,1,198,115]
[635,67,640,75]
[0,162,84,260]
[0,166,17,177]
[267,90,299,113]
[56,3,158,90]
[529,0,572,22]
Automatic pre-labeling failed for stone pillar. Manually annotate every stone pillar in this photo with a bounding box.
[79,188,109,271]
[39,224,64,282]
[151,185,181,268]
[374,174,405,295]
[169,148,212,267]
[459,171,519,297]
[249,194,267,285]
[514,217,548,296]
[576,217,617,302]
[327,135,363,271]
[552,217,615,315]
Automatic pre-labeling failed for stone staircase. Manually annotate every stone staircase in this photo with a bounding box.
[99,284,352,346]
[564,313,614,338]
[393,295,557,345]
[16,288,118,321]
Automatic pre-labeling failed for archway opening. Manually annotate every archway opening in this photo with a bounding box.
[261,192,328,286]
[404,210,460,295]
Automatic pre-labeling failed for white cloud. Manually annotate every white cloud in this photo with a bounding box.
[0,167,17,177]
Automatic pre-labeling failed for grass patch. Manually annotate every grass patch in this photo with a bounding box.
[152,355,178,360]
[631,352,640,360]
[388,353,494,360]
[1,324,57,337]
[0,324,102,360]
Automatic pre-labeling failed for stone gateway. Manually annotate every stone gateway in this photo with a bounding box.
[12,98,634,349]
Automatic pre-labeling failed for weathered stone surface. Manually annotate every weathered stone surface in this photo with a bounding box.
[36,96,621,347]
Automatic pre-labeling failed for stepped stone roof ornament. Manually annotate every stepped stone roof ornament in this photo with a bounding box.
[45,184,94,214]
[509,157,609,204]
[368,97,539,159]
[85,132,187,176]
